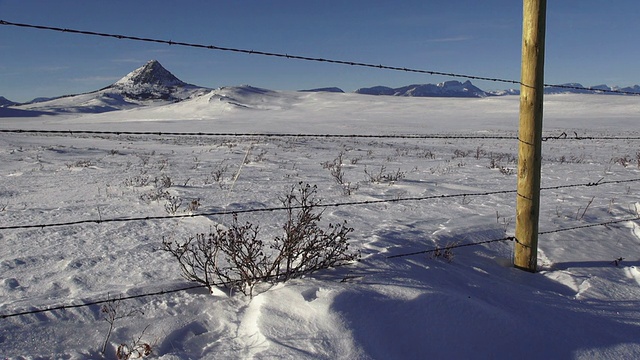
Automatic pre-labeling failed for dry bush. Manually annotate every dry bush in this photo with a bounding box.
[163,182,358,296]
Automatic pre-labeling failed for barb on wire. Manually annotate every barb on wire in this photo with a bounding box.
[386,236,515,259]
[542,132,567,141]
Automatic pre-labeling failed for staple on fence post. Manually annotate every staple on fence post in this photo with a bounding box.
[514,0,546,272]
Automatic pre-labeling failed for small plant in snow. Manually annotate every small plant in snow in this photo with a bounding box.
[123,175,151,187]
[116,325,153,360]
[364,165,406,184]
[322,152,346,185]
[65,159,94,169]
[187,198,201,212]
[323,152,357,195]
[101,296,143,355]
[154,175,173,189]
[164,195,182,215]
[430,241,459,263]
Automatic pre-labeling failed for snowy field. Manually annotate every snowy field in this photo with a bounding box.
[1,92,640,359]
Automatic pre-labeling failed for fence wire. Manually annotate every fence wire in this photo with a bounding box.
[0,20,522,87]
[3,19,640,95]
[0,129,518,140]
[2,129,640,142]
[1,177,638,231]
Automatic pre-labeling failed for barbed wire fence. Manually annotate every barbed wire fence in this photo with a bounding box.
[0,20,639,321]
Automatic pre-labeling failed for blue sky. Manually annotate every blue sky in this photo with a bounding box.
[1,0,640,102]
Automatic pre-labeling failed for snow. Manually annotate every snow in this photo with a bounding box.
[1,92,640,359]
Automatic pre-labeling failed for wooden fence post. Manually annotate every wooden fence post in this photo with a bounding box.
[514,0,547,272]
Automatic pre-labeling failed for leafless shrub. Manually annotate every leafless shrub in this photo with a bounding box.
[136,154,151,167]
[253,149,268,163]
[191,156,201,170]
[156,159,169,171]
[430,241,459,263]
[420,149,436,159]
[188,198,201,212]
[162,182,358,297]
[496,211,512,233]
[364,165,406,184]
[116,325,153,360]
[576,196,595,220]
[123,175,151,187]
[164,195,182,215]
[488,157,515,175]
[453,149,470,158]
[323,152,357,195]
[322,152,346,185]
[65,159,94,169]
[101,296,143,355]
[155,175,173,189]
[611,156,629,167]
[272,183,357,282]
[206,162,230,187]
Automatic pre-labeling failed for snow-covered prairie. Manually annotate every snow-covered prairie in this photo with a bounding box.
[1,92,639,359]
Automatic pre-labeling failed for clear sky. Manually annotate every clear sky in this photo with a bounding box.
[1,0,640,102]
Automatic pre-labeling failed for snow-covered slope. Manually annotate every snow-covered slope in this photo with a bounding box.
[11,60,210,114]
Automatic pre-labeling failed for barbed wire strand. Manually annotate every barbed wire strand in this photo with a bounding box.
[542,131,640,141]
[0,20,521,86]
[386,236,515,259]
[0,188,519,231]
[3,20,640,95]
[1,178,638,231]
[0,284,206,319]
[539,215,640,235]
[3,129,640,141]
[0,129,518,140]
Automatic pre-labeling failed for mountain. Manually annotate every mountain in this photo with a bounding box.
[11,60,210,114]
[300,87,344,93]
[542,83,640,95]
[355,81,487,98]
[103,59,206,101]
[0,96,17,107]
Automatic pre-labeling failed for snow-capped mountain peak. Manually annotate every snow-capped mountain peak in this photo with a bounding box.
[113,60,187,87]
[102,60,208,103]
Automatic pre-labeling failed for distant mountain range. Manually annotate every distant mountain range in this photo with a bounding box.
[355,81,486,97]
[2,60,639,116]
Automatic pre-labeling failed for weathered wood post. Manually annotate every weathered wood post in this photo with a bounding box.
[514,0,547,272]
